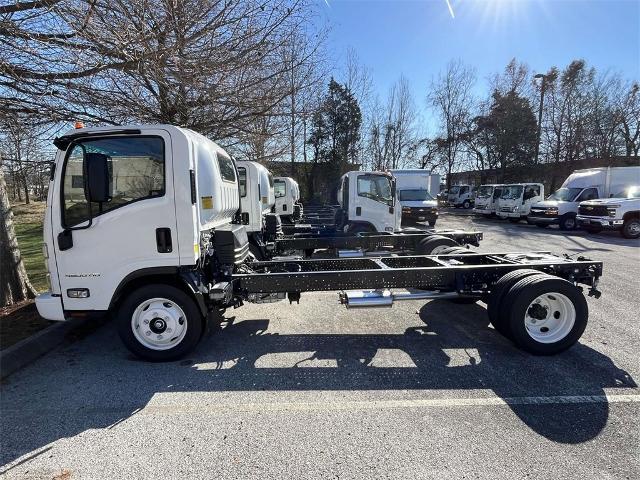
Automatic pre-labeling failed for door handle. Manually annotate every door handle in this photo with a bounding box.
[156,228,173,253]
[356,206,361,216]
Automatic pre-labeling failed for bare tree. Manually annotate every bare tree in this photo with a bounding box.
[617,81,640,157]
[427,60,476,187]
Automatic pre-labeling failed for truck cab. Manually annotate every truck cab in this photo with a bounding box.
[473,184,504,216]
[577,185,640,238]
[236,161,275,233]
[496,183,544,222]
[447,184,474,209]
[336,171,399,233]
[274,176,302,222]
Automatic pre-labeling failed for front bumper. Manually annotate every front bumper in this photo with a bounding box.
[497,211,521,219]
[527,214,559,225]
[402,209,438,222]
[473,207,494,215]
[35,292,65,321]
[577,215,624,229]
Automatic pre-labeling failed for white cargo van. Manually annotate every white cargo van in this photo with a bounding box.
[390,170,439,226]
[447,184,475,209]
[496,183,544,222]
[473,184,504,216]
[528,166,640,231]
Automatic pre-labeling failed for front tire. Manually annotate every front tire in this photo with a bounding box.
[462,200,471,209]
[621,217,640,239]
[417,235,458,254]
[118,284,204,361]
[559,214,577,231]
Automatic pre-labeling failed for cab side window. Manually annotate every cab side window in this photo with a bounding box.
[576,188,598,202]
[524,185,540,200]
[62,136,164,228]
[238,167,247,197]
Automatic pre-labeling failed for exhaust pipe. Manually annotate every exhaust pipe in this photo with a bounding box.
[339,289,462,308]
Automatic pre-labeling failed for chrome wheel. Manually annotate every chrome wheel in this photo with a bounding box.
[131,297,188,351]
[524,292,576,343]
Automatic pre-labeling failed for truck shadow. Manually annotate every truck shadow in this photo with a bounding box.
[1,303,636,470]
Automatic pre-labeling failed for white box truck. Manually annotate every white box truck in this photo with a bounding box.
[528,166,640,231]
[390,169,439,227]
[496,183,544,223]
[35,124,604,360]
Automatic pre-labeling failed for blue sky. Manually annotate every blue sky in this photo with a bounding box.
[322,0,639,108]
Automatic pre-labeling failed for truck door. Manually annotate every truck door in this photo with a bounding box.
[352,173,395,232]
[51,130,179,312]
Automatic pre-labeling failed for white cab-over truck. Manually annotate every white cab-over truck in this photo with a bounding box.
[496,183,544,223]
[389,169,439,226]
[447,184,475,209]
[528,167,640,231]
[36,124,604,361]
[577,185,640,238]
[473,184,504,217]
[274,176,302,223]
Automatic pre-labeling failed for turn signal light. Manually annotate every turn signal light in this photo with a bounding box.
[74,121,85,129]
[67,288,90,298]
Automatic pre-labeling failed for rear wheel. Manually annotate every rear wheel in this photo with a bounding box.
[487,269,545,336]
[462,200,471,209]
[501,276,588,355]
[417,235,458,255]
[118,284,204,361]
[621,217,640,239]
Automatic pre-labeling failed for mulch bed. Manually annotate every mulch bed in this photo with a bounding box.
[0,300,54,350]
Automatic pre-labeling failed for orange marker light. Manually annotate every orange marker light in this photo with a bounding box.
[74,121,85,129]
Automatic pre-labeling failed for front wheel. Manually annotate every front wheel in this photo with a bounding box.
[118,284,204,361]
[462,200,471,209]
[559,214,577,231]
[621,218,640,239]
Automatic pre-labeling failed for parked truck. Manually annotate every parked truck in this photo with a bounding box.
[389,169,440,227]
[473,184,504,217]
[496,183,544,223]
[577,185,640,238]
[447,184,475,209]
[528,166,640,231]
[36,124,603,361]
[274,176,302,223]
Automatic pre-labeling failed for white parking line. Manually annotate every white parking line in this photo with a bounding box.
[143,393,640,415]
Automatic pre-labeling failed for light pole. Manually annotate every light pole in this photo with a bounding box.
[534,73,547,164]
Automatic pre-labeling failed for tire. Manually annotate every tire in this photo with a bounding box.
[487,269,545,337]
[501,276,588,355]
[428,220,437,227]
[438,246,471,255]
[117,284,204,361]
[462,200,471,209]
[508,217,521,224]
[559,214,577,231]
[417,235,458,255]
[621,217,640,239]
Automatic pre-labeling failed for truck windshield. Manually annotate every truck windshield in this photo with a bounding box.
[476,186,494,198]
[548,187,582,202]
[357,174,393,205]
[274,179,286,198]
[399,189,433,201]
[501,185,523,200]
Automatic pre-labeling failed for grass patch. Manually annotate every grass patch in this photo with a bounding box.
[12,201,47,292]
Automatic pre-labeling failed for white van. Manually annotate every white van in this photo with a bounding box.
[528,166,640,230]
[496,183,544,223]
[473,184,504,216]
[447,184,475,209]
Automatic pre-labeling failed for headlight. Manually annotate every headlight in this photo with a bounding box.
[548,208,558,215]
[512,206,519,212]
[607,207,617,217]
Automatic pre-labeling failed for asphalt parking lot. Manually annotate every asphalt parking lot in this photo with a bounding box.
[1,212,639,479]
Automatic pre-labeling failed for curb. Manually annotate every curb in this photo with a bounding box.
[0,317,90,380]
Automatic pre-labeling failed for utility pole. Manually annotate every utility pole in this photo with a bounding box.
[534,73,547,164]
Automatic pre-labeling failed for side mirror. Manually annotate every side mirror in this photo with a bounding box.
[391,179,397,205]
[85,152,111,203]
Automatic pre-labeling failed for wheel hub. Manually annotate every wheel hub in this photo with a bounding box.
[527,303,548,320]
[150,318,167,334]
[131,298,188,351]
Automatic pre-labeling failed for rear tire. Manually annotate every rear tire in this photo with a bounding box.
[118,284,204,361]
[417,235,458,255]
[487,269,545,337]
[462,200,471,209]
[621,217,640,239]
[501,276,588,355]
